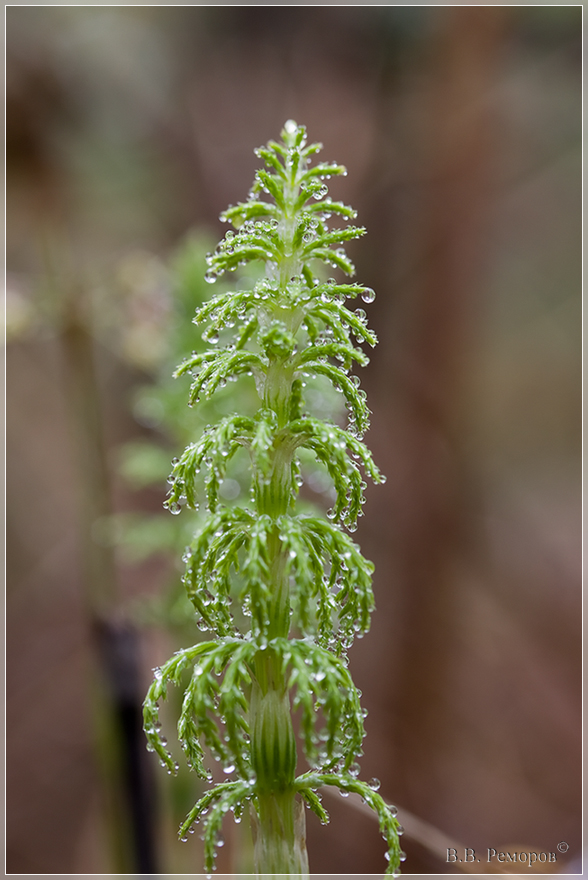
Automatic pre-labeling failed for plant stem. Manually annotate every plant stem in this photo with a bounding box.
[249,651,306,874]
[60,281,158,873]
[251,789,309,875]
[248,140,315,859]
[249,338,309,872]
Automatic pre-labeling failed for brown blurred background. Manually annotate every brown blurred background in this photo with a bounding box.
[6,5,581,876]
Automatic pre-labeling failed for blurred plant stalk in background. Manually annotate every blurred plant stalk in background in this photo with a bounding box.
[43,243,159,874]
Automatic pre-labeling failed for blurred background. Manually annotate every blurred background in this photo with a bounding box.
[6,5,581,876]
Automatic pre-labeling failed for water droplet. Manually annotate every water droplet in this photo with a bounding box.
[284,119,298,135]
[223,764,235,774]
[399,851,407,862]
[361,288,376,303]
[368,778,380,791]
[397,824,404,836]
[168,501,181,515]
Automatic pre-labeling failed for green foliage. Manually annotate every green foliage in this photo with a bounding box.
[143,120,403,875]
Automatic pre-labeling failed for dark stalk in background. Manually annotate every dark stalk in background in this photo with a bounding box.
[59,268,159,874]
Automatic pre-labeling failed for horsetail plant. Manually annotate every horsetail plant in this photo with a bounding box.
[143,120,404,875]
